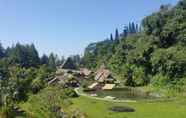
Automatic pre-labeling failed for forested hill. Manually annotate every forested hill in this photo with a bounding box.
[83,0,186,87]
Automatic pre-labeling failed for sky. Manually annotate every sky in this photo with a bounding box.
[0,0,178,57]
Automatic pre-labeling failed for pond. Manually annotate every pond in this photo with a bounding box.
[84,87,159,100]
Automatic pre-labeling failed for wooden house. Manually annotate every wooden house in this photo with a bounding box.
[95,65,115,83]
[80,68,93,79]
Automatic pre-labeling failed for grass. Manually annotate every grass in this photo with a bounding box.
[69,96,186,118]
[17,86,186,118]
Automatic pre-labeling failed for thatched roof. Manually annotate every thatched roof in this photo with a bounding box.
[48,75,65,85]
[95,67,113,82]
[48,77,58,85]
[80,68,92,76]
[88,82,98,89]
[102,84,115,90]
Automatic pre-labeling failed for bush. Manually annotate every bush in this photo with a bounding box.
[151,74,170,88]
[63,88,78,98]
[151,74,185,96]
[31,78,45,94]
[50,105,66,118]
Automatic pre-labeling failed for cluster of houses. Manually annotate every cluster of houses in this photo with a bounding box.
[48,58,119,90]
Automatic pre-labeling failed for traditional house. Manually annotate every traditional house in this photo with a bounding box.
[48,74,80,88]
[95,65,115,83]
[80,68,92,78]
[102,84,115,90]
[48,77,59,85]
[88,82,98,89]
[48,75,65,85]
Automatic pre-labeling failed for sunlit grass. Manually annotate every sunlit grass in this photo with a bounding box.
[69,96,186,118]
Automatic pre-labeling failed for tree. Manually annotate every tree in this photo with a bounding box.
[122,22,139,37]
[0,42,5,58]
[60,56,65,64]
[70,55,81,67]
[40,54,49,65]
[135,24,139,33]
[178,0,186,9]
[110,33,114,41]
[129,22,132,34]
[62,57,77,70]
[54,54,61,67]
[6,43,40,67]
[48,53,56,70]
[123,26,128,37]
[131,22,136,33]
[27,44,40,67]
[115,28,119,41]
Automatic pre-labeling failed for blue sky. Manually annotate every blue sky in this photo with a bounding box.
[0,0,178,57]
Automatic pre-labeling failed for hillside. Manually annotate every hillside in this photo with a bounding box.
[83,0,186,90]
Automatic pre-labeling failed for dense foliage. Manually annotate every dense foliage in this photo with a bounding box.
[83,0,186,89]
[20,87,80,118]
[0,42,83,118]
[0,43,61,117]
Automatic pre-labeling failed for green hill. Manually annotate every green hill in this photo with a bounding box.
[83,0,186,91]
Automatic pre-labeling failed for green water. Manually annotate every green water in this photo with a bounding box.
[86,87,157,100]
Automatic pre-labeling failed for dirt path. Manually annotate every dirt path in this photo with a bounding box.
[74,88,137,103]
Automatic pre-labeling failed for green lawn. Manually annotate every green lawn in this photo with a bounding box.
[17,87,186,118]
[69,96,186,118]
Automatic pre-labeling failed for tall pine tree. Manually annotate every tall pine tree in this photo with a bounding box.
[115,28,119,41]
[48,53,56,70]
[131,22,136,33]
[41,54,49,65]
[123,26,128,37]
[110,33,114,41]
[0,42,5,58]
[27,44,40,67]
[6,43,40,67]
